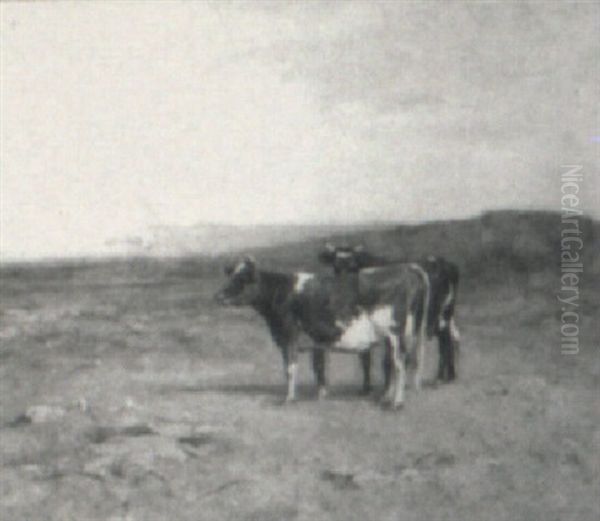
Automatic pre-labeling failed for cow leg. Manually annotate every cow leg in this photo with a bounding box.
[413,324,425,392]
[448,317,461,381]
[359,351,371,394]
[311,349,328,399]
[437,328,451,382]
[401,310,422,392]
[437,316,460,382]
[389,335,406,409]
[436,278,458,381]
[381,340,395,404]
[436,315,448,381]
[283,345,298,403]
[382,340,392,394]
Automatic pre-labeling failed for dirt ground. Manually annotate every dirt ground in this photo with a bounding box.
[1,261,598,521]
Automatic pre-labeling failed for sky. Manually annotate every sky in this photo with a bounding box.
[1,1,598,259]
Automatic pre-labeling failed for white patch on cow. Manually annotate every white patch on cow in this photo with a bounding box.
[441,285,454,311]
[389,334,406,407]
[361,267,379,274]
[334,313,377,352]
[233,262,246,275]
[450,317,460,341]
[404,312,415,338]
[371,306,396,334]
[286,362,298,402]
[336,251,352,259]
[438,285,454,330]
[294,272,314,292]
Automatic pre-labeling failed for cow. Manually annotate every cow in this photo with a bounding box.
[214,256,430,409]
[318,243,461,390]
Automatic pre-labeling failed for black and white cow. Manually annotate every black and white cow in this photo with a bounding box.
[318,244,461,389]
[214,256,430,409]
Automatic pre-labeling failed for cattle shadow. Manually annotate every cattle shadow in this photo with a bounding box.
[161,381,381,405]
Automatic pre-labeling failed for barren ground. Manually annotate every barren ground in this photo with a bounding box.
[1,260,598,521]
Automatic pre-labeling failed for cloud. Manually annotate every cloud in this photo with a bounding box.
[1,2,598,259]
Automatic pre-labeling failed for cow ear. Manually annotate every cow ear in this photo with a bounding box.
[242,256,257,275]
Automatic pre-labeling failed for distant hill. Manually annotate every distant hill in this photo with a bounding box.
[88,211,600,277]
[2,211,598,314]
[4,211,598,290]
[104,222,397,257]
[239,210,599,284]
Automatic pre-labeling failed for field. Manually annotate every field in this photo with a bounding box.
[1,214,599,521]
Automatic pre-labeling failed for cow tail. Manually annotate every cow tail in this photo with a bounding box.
[421,270,430,347]
[409,264,430,347]
[450,279,460,362]
[446,263,460,364]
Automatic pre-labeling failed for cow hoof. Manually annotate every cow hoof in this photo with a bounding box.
[379,396,392,406]
[361,386,372,396]
[437,376,455,385]
[317,387,328,400]
[390,402,404,411]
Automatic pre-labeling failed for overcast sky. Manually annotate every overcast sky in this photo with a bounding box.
[1,1,598,259]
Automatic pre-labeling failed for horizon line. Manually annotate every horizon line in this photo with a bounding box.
[1,208,595,265]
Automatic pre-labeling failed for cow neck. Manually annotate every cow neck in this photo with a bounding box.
[251,270,293,315]
[335,270,359,287]
[332,271,360,310]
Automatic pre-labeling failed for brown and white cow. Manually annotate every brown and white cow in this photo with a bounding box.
[214,256,430,409]
[318,244,461,390]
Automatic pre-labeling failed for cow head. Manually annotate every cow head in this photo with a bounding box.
[317,243,368,274]
[214,256,259,306]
